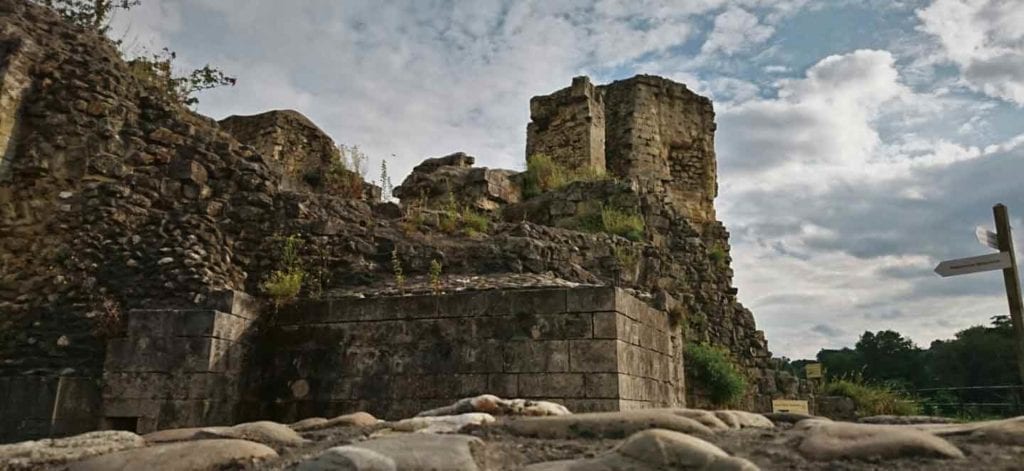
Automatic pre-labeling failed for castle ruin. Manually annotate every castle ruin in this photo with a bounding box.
[527,75,718,226]
[0,0,798,443]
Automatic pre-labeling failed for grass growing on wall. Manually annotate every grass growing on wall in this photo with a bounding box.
[685,343,747,407]
[262,234,305,305]
[522,153,608,198]
[820,375,921,416]
[601,207,644,241]
[437,186,491,236]
[557,206,646,241]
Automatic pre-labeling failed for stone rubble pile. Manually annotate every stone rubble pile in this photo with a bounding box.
[2,394,1022,470]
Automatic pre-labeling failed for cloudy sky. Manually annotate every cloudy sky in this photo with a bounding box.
[111,0,1024,359]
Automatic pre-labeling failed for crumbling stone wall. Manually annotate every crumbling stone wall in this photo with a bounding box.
[219,110,380,201]
[526,76,772,410]
[528,75,717,225]
[0,32,36,182]
[392,152,520,212]
[602,75,717,225]
[219,110,337,193]
[0,0,782,441]
[525,76,605,173]
[244,286,683,422]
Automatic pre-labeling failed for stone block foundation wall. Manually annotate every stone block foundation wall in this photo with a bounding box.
[0,376,100,443]
[100,291,257,433]
[247,286,684,422]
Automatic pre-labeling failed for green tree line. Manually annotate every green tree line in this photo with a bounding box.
[777,316,1021,390]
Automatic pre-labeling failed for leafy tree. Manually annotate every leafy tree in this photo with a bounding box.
[817,347,863,380]
[855,330,924,387]
[809,317,1021,392]
[926,316,1019,387]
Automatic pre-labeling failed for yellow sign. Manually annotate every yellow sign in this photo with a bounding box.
[805,363,823,379]
[772,399,809,415]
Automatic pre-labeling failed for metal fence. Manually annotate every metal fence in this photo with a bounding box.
[908,385,1024,419]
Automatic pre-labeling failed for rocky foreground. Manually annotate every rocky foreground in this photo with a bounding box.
[2,395,1023,470]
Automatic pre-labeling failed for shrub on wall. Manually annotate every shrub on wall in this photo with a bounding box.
[262,235,305,305]
[262,270,303,302]
[686,343,747,407]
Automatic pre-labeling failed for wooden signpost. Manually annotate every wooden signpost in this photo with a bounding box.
[934,252,1011,277]
[935,204,1024,387]
[977,226,999,250]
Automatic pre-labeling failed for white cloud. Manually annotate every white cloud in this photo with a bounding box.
[701,7,775,56]
[718,50,909,187]
[917,0,1024,104]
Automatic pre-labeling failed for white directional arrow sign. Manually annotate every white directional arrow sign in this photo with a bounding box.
[935,252,1011,277]
[977,226,999,250]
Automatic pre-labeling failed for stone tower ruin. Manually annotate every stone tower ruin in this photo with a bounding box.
[527,75,718,225]
[0,0,788,441]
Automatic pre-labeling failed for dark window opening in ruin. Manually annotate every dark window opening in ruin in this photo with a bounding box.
[104,416,139,433]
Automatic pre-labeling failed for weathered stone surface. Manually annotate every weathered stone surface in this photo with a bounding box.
[388,413,495,434]
[143,420,306,447]
[615,429,759,470]
[657,409,731,431]
[323,434,482,471]
[393,152,520,211]
[813,396,857,421]
[762,412,820,425]
[289,417,329,430]
[713,410,774,429]
[219,109,380,199]
[796,420,965,461]
[144,426,228,443]
[968,416,1024,445]
[526,76,605,174]
[296,446,397,471]
[66,438,277,470]
[415,394,571,418]
[292,412,379,431]
[524,428,758,471]
[0,430,144,470]
[503,410,711,439]
[197,420,308,446]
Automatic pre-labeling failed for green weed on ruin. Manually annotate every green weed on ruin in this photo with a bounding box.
[315,144,368,198]
[391,249,406,294]
[521,153,609,198]
[708,245,728,266]
[262,235,305,306]
[685,342,747,407]
[429,259,443,295]
[557,205,645,241]
[438,185,490,236]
